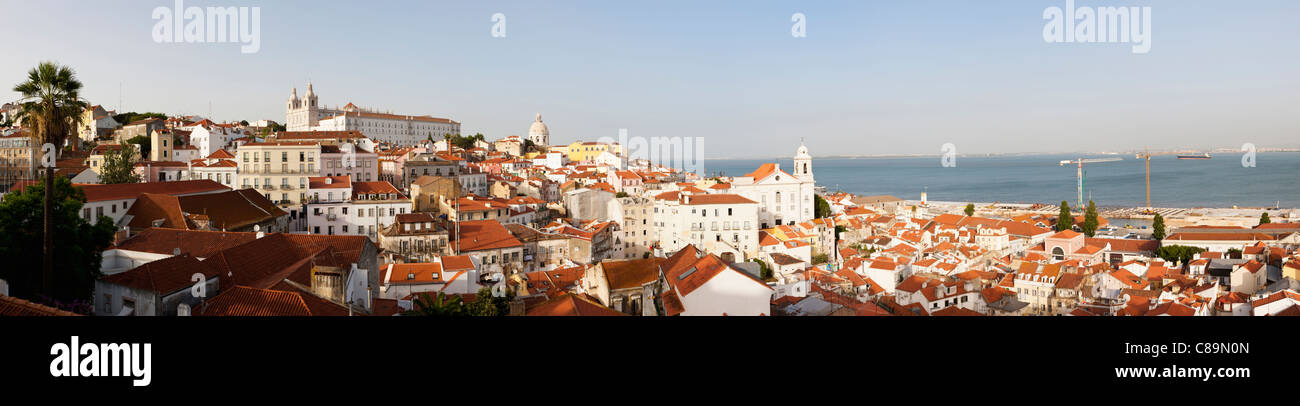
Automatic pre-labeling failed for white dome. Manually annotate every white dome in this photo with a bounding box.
[529,113,549,136]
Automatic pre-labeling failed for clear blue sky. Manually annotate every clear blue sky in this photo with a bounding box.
[3,0,1297,158]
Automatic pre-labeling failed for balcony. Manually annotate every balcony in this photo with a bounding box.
[326,214,338,221]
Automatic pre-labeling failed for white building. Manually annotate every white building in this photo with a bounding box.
[661,246,774,316]
[305,176,411,241]
[653,193,759,260]
[188,158,238,188]
[185,121,244,158]
[320,143,379,182]
[728,143,816,228]
[286,82,460,146]
[378,256,481,300]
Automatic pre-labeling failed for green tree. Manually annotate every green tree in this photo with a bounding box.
[126,134,150,159]
[111,112,166,125]
[1152,213,1167,240]
[811,253,829,265]
[99,143,141,184]
[1260,212,1271,226]
[1056,201,1073,232]
[402,292,467,316]
[12,61,90,299]
[750,258,774,281]
[1155,245,1204,265]
[964,203,975,217]
[238,120,249,126]
[1081,200,1100,237]
[814,194,831,218]
[465,286,517,316]
[524,139,537,153]
[0,177,115,311]
[615,191,629,198]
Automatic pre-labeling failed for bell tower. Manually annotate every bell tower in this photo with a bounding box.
[793,140,813,182]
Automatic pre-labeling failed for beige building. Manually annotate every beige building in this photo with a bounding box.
[115,117,164,144]
[378,213,450,262]
[236,141,320,205]
[150,129,174,161]
[409,175,461,213]
[0,132,37,190]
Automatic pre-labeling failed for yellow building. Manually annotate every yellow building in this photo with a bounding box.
[565,141,623,163]
[236,141,320,205]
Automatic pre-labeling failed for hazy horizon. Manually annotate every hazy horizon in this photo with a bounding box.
[3,0,1297,159]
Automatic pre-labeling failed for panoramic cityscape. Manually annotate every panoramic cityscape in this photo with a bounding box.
[0,0,1296,322]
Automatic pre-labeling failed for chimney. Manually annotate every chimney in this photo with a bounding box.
[113,227,130,246]
[325,177,332,185]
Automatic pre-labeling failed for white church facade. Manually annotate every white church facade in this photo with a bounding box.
[728,143,816,228]
[285,82,461,146]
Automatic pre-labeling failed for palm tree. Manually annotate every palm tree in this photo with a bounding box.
[402,292,467,316]
[12,62,88,298]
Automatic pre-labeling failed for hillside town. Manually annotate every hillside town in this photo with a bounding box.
[2,81,1299,317]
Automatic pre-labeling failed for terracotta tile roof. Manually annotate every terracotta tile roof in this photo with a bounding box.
[1252,290,1300,309]
[308,176,351,189]
[932,307,983,316]
[275,130,367,140]
[113,228,259,257]
[769,253,806,266]
[661,290,685,316]
[451,220,524,252]
[601,258,664,290]
[322,111,458,125]
[101,254,221,294]
[664,251,771,297]
[0,295,82,316]
[682,194,757,205]
[1145,301,1196,316]
[200,233,370,288]
[124,193,189,230]
[352,181,405,199]
[743,163,793,181]
[177,189,287,230]
[385,262,445,284]
[526,293,624,316]
[240,141,321,147]
[77,179,229,202]
[205,149,236,159]
[197,284,351,316]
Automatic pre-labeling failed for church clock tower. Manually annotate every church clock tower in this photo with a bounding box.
[793,141,814,183]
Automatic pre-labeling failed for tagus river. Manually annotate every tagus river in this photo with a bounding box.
[707,153,1300,209]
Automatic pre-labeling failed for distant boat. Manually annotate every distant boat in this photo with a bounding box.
[1177,153,1211,160]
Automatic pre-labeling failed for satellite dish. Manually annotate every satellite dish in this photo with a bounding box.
[173,248,181,256]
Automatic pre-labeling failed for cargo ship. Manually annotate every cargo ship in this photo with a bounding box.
[1177,153,1211,160]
